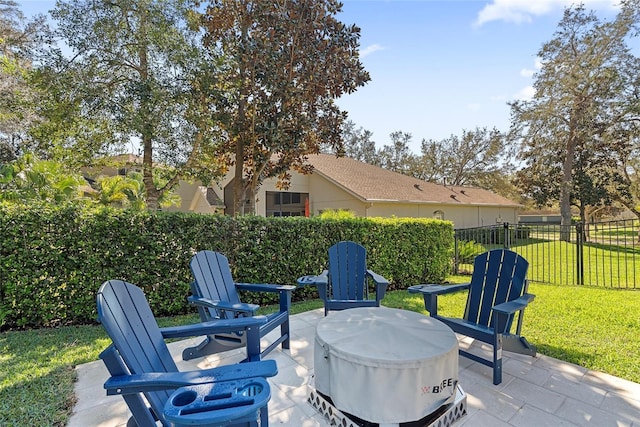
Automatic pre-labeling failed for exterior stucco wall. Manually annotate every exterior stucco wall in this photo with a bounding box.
[171,168,517,229]
[164,180,215,214]
[252,172,517,228]
[431,205,517,229]
[307,174,366,216]
[252,171,312,216]
[364,203,517,228]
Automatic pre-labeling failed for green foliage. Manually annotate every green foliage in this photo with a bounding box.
[0,153,86,204]
[0,1,51,160]
[456,240,485,264]
[318,209,355,219]
[45,0,229,209]
[90,171,180,210]
[510,3,640,227]
[203,0,370,214]
[0,206,453,329]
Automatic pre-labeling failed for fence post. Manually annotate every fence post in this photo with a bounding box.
[575,222,584,285]
[503,222,510,249]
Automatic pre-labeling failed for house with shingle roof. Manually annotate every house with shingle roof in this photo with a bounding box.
[199,153,521,228]
[92,153,521,227]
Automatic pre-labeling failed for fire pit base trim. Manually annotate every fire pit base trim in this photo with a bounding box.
[307,383,467,427]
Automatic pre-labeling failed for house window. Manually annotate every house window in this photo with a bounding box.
[266,192,308,217]
[433,210,444,220]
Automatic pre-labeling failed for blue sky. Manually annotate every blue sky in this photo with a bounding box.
[335,0,624,151]
[17,0,628,152]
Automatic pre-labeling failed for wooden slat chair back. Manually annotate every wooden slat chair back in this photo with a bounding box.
[297,241,389,316]
[464,249,529,334]
[97,279,277,427]
[98,279,179,420]
[185,250,294,361]
[328,240,369,301]
[190,250,243,321]
[409,249,536,385]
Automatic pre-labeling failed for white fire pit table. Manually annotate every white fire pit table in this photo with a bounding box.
[311,306,465,427]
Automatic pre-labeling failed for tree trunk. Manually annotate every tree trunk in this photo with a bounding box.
[560,124,577,242]
[142,134,159,210]
[232,69,248,216]
[232,144,246,216]
[138,8,159,211]
[232,18,254,216]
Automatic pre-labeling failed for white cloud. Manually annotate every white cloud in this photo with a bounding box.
[360,44,385,58]
[513,85,536,101]
[520,57,543,77]
[474,0,620,27]
[520,68,535,78]
[467,103,482,111]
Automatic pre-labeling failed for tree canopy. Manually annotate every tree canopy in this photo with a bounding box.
[44,0,229,209]
[509,1,640,237]
[0,0,50,162]
[201,0,370,214]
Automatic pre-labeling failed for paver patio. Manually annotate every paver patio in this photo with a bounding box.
[68,308,640,427]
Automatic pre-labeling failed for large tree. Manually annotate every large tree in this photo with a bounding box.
[45,0,229,209]
[341,120,379,165]
[509,1,640,240]
[201,0,370,215]
[378,131,414,174]
[414,127,507,188]
[0,0,50,162]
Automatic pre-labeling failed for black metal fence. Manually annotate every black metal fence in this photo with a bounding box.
[454,220,640,289]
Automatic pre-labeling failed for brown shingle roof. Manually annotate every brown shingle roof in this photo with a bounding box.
[306,153,521,207]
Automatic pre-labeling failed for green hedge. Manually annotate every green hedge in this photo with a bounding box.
[0,205,453,329]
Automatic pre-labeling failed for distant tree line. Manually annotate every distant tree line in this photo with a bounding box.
[1,0,368,212]
[2,0,640,229]
[339,0,640,237]
[340,122,520,202]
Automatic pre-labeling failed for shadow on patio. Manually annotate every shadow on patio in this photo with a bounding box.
[69,308,640,427]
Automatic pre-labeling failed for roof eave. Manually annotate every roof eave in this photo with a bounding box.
[363,199,523,208]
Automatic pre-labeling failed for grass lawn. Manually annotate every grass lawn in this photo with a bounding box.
[1,282,639,426]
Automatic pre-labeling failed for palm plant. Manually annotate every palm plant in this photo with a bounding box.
[0,153,85,203]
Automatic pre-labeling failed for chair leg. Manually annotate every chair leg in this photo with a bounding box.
[100,346,160,426]
[493,333,503,385]
[281,320,290,349]
[278,292,291,351]
[260,403,269,427]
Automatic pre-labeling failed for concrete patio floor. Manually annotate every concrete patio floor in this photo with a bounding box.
[69,308,640,427]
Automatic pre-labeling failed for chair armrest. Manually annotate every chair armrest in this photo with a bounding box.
[296,271,329,287]
[366,269,390,286]
[492,293,535,315]
[236,283,295,314]
[408,283,470,295]
[235,283,296,293]
[366,269,389,300]
[159,316,267,339]
[188,295,259,315]
[104,360,278,395]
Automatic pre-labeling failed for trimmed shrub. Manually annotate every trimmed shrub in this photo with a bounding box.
[0,205,453,329]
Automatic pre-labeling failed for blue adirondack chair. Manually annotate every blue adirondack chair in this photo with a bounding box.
[297,241,389,316]
[184,250,295,361]
[408,249,536,385]
[97,279,278,427]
